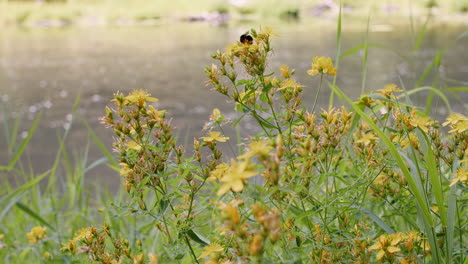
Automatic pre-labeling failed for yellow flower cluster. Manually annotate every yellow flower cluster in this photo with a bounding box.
[197,243,224,260]
[450,167,468,187]
[368,231,427,262]
[27,226,47,244]
[443,112,468,134]
[200,131,229,143]
[216,159,257,196]
[408,113,435,133]
[124,89,158,106]
[307,56,337,76]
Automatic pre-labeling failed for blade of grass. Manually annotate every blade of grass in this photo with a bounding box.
[83,118,117,167]
[0,169,50,205]
[416,50,444,88]
[352,205,395,234]
[423,133,446,225]
[398,86,452,113]
[15,202,56,231]
[7,112,21,154]
[360,12,371,95]
[413,12,431,52]
[0,193,23,221]
[446,186,457,264]
[442,86,468,92]
[1,111,42,171]
[329,1,342,108]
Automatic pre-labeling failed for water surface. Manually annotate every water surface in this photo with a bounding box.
[1,21,467,190]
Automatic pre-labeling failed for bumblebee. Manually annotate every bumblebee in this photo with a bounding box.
[240,33,253,45]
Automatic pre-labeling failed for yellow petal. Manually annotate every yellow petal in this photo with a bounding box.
[231,180,244,192]
[387,246,401,253]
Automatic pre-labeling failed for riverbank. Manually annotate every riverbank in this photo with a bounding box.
[0,0,467,28]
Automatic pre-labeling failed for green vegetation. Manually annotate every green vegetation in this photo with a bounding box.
[1,5,468,264]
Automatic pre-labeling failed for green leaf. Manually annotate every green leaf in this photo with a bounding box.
[446,186,457,264]
[258,118,277,129]
[159,199,169,215]
[186,229,209,246]
[352,205,395,234]
[1,111,42,171]
[423,134,446,225]
[399,86,451,113]
[0,170,50,206]
[15,202,56,231]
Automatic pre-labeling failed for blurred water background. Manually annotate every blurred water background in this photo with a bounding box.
[1,20,467,190]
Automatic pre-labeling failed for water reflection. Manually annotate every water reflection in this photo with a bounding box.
[0,22,467,190]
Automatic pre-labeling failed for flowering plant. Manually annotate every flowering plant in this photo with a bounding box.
[62,28,468,264]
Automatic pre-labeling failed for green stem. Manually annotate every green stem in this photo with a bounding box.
[185,234,200,264]
[312,74,324,113]
[266,94,282,134]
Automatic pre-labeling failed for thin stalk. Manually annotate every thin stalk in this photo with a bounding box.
[217,124,236,157]
[184,235,200,264]
[312,74,324,113]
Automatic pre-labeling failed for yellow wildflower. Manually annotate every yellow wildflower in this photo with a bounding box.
[377,84,403,98]
[249,235,263,256]
[450,167,468,187]
[374,173,391,186]
[208,163,230,181]
[126,140,142,151]
[217,159,257,196]
[356,94,375,107]
[402,231,421,251]
[210,108,222,121]
[442,113,468,126]
[60,239,76,254]
[129,124,148,135]
[280,64,291,78]
[225,43,238,54]
[124,89,158,105]
[148,253,158,264]
[132,254,144,264]
[420,240,430,252]
[72,228,93,242]
[443,112,468,133]
[393,133,419,149]
[279,79,304,91]
[218,199,243,225]
[259,26,280,37]
[356,132,379,146]
[27,226,47,244]
[368,233,402,261]
[448,121,468,134]
[238,140,273,160]
[237,90,259,105]
[119,163,132,177]
[307,56,337,76]
[201,131,229,143]
[409,114,434,133]
[197,243,224,260]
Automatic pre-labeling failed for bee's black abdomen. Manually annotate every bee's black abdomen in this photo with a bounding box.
[240,34,253,44]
